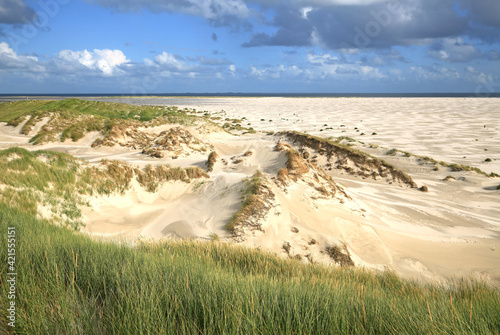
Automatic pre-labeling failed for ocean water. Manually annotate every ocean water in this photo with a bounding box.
[1,92,500,100]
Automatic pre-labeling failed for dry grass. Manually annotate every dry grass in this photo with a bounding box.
[206,151,219,172]
[277,168,289,183]
[279,131,418,188]
[136,165,208,192]
[226,171,275,237]
[326,244,355,267]
[185,167,210,180]
[285,150,310,176]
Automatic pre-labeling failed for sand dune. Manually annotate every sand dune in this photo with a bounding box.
[1,97,499,286]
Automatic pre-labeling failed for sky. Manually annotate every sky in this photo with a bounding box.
[0,0,499,94]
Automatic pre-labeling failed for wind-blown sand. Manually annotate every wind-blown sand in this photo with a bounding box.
[1,97,499,285]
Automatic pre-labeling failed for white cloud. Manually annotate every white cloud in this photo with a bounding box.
[153,52,188,71]
[0,42,45,74]
[360,65,385,78]
[58,48,130,75]
[465,66,493,84]
[250,66,265,78]
[307,51,386,79]
[301,6,313,19]
[307,52,340,65]
[411,66,460,81]
[249,64,303,79]
[428,38,481,63]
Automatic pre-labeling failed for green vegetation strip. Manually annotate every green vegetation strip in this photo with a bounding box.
[0,99,198,145]
[226,171,266,233]
[385,148,499,178]
[1,205,499,334]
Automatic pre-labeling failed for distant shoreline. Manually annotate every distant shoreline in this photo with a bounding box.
[1,92,500,101]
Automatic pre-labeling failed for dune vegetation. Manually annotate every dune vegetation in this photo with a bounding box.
[0,99,199,145]
[0,147,208,229]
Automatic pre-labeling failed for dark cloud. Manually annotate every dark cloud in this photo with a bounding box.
[79,0,500,50]
[0,0,37,24]
[84,0,252,30]
[244,0,470,50]
[242,5,313,47]
[461,0,500,28]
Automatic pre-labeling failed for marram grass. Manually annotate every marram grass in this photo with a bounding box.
[1,205,499,334]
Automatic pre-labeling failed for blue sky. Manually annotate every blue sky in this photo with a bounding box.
[0,0,499,94]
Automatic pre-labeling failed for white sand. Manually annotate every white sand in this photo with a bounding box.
[1,97,499,286]
[169,97,500,175]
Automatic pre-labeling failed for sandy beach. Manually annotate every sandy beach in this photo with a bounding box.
[1,97,499,286]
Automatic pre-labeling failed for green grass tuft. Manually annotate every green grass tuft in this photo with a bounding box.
[226,171,266,233]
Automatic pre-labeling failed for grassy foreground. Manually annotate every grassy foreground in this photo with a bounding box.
[1,205,499,334]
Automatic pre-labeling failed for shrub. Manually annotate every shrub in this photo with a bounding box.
[386,148,398,156]
[420,185,429,192]
[325,244,354,267]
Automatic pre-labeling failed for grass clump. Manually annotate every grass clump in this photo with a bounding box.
[136,164,208,192]
[443,163,498,177]
[1,204,500,334]
[285,149,310,176]
[281,131,418,188]
[206,151,219,172]
[386,148,398,156]
[226,171,272,234]
[326,244,355,267]
[222,122,257,134]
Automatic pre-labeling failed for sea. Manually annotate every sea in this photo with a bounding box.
[1,92,500,101]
